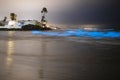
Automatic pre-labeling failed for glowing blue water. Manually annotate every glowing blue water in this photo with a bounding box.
[32,29,120,39]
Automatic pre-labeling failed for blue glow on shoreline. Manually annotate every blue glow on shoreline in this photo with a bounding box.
[32,29,120,39]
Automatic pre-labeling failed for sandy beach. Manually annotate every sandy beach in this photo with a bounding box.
[0,31,120,80]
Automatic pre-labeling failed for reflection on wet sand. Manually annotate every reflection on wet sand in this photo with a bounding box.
[8,31,14,37]
[5,31,45,80]
[6,31,15,69]
[39,39,46,79]
[0,31,119,80]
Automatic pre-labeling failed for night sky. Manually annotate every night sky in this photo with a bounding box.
[0,0,120,25]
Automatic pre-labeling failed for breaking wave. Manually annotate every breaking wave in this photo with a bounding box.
[32,29,120,39]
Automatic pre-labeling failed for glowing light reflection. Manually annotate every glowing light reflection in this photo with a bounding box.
[6,31,15,69]
[32,29,120,39]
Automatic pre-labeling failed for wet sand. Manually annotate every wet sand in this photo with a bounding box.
[0,31,120,80]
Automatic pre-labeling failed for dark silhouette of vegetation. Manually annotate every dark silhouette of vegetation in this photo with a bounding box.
[41,7,48,17]
[41,7,48,28]
[21,24,51,30]
[0,16,7,26]
[10,13,17,20]
[41,16,45,22]
[3,16,7,22]
[41,7,48,13]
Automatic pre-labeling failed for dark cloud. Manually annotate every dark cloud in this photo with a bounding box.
[52,0,120,25]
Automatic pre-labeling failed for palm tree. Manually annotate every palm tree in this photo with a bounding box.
[41,7,48,27]
[10,13,17,21]
[3,16,7,22]
[41,7,48,17]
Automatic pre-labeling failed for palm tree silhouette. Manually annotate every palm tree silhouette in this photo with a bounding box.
[41,7,48,17]
[10,13,17,21]
[3,16,7,22]
[41,7,48,27]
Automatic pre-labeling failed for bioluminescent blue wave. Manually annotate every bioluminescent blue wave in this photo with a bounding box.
[32,29,120,39]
